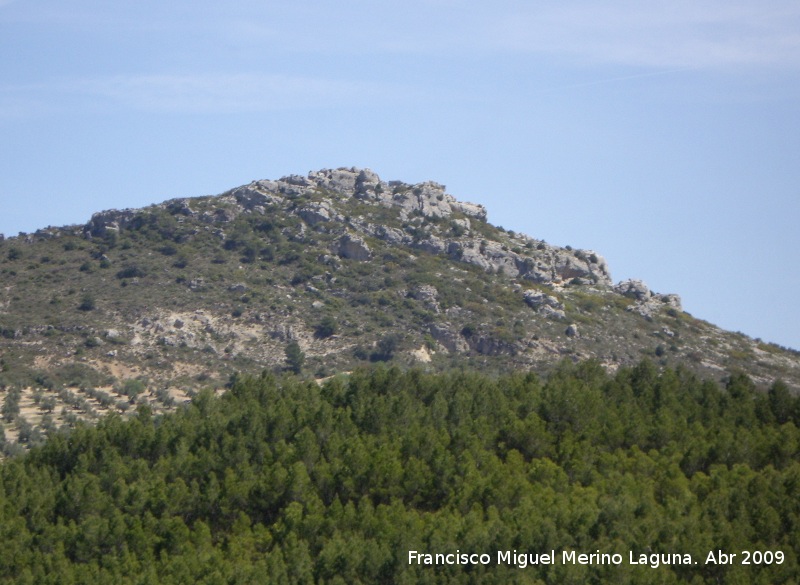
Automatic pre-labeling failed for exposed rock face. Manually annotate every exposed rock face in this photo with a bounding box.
[452,201,487,222]
[310,168,362,193]
[335,233,371,260]
[615,279,652,301]
[85,208,141,237]
[429,323,469,353]
[470,335,519,356]
[370,224,406,246]
[615,279,682,318]
[446,238,611,285]
[298,202,337,226]
[308,167,488,222]
[411,285,441,313]
[659,294,682,310]
[523,290,566,320]
[414,235,447,255]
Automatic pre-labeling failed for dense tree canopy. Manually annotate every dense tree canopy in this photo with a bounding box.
[0,361,798,583]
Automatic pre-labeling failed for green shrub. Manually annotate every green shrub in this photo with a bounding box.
[78,294,95,311]
[121,379,146,398]
[116,264,146,279]
[315,316,338,339]
[370,334,399,362]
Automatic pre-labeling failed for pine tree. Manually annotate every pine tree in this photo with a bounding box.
[285,341,305,374]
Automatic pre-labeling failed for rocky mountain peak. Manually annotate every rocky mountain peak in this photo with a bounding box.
[9,164,798,422]
[3,165,800,459]
[241,166,488,222]
[225,167,619,289]
[80,167,621,291]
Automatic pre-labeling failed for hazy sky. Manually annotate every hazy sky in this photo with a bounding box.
[2,1,799,349]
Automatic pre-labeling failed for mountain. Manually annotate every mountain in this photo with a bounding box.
[0,166,798,445]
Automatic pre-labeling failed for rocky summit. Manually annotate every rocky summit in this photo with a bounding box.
[0,167,798,442]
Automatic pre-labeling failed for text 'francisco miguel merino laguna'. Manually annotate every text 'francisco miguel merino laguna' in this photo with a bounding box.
[408,550,695,569]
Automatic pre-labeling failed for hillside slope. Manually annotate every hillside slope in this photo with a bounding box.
[0,167,798,443]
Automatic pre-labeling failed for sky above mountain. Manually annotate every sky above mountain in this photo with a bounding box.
[2,0,799,350]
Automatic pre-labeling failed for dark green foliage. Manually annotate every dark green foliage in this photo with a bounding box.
[315,315,338,339]
[1,389,20,422]
[77,294,95,312]
[239,240,259,264]
[121,379,146,398]
[285,341,305,374]
[53,362,109,388]
[768,380,794,424]
[40,396,56,413]
[352,345,369,360]
[0,362,796,583]
[115,264,146,279]
[370,334,398,362]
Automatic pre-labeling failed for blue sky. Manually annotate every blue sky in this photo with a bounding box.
[2,0,799,349]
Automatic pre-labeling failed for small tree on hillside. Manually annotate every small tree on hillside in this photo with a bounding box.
[78,294,95,311]
[285,341,305,375]
[1,390,20,422]
[371,334,399,362]
[314,316,338,339]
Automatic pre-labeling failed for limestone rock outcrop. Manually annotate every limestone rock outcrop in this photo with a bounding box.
[523,290,566,320]
[335,233,371,260]
[615,279,682,318]
[77,167,678,304]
